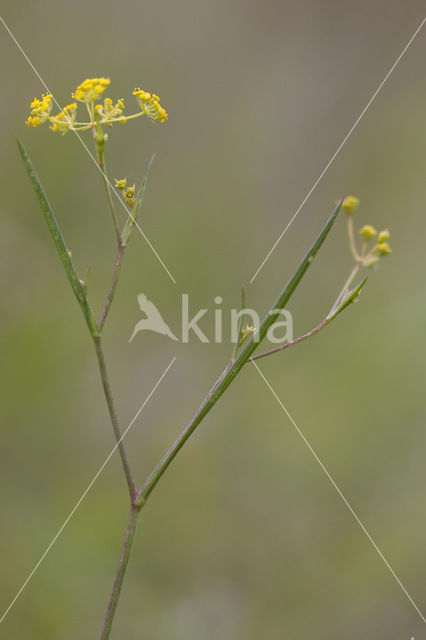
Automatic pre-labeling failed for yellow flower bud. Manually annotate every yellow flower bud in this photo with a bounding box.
[124,184,137,206]
[359,225,377,241]
[378,229,390,243]
[115,178,127,190]
[341,196,360,215]
[376,242,391,256]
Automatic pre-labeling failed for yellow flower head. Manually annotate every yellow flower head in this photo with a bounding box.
[73,78,110,103]
[95,97,126,125]
[359,224,377,241]
[342,196,360,215]
[133,88,168,122]
[26,94,53,127]
[25,78,168,136]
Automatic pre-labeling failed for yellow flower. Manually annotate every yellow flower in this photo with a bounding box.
[73,78,110,103]
[50,103,78,134]
[25,79,169,134]
[359,225,377,241]
[341,196,360,215]
[123,184,137,206]
[133,88,168,122]
[115,178,127,190]
[26,94,53,127]
[378,229,390,243]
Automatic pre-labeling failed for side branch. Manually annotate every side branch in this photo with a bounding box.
[249,317,330,362]
[135,198,343,505]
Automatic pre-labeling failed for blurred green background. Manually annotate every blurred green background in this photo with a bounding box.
[1,1,425,638]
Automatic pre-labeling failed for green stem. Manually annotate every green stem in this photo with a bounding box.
[330,261,361,314]
[93,336,137,500]
[347,216,359,261]
[99,505,141,640]
[93,125,122,247]
[99,246,125,330]
[136,198,343,505]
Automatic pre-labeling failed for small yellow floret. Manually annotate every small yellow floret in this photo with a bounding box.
[133,88,168,122]
[341,196,360,215]
[359,225,377,241]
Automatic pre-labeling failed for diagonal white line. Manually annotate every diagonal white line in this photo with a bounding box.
[249,17,426,284]
[252,360,426,624]
[0,357,176,626]
[0,15,176,284]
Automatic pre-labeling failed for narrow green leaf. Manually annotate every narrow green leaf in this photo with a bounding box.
[17,138,99,336]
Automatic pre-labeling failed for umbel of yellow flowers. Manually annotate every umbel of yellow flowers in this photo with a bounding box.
[26,77,168,134]
[342,195,391,268]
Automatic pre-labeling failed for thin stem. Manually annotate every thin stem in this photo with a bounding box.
[99,155,122,247]
[330,261,361,314]
[92,123,122,247]
[249,317,330,362]
[135,199,343,505]
[49,111,145,130]
[99,505,141,640]
[99,245,125,330]
[347,216,359,261]
[93,336,137,500]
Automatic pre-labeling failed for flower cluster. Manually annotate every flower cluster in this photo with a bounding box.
[133,89,168,123]
[342,196,391,268]
[115,178,137,207]
[72,77,111,103]
[26,94,53,127]
[50,103,78,133]
[95,98,125,125]
[26,78,168,135]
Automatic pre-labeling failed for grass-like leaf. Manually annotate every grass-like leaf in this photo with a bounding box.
[17,138,99,336]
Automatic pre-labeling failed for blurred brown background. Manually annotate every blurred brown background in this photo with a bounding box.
[0,1,425,638]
